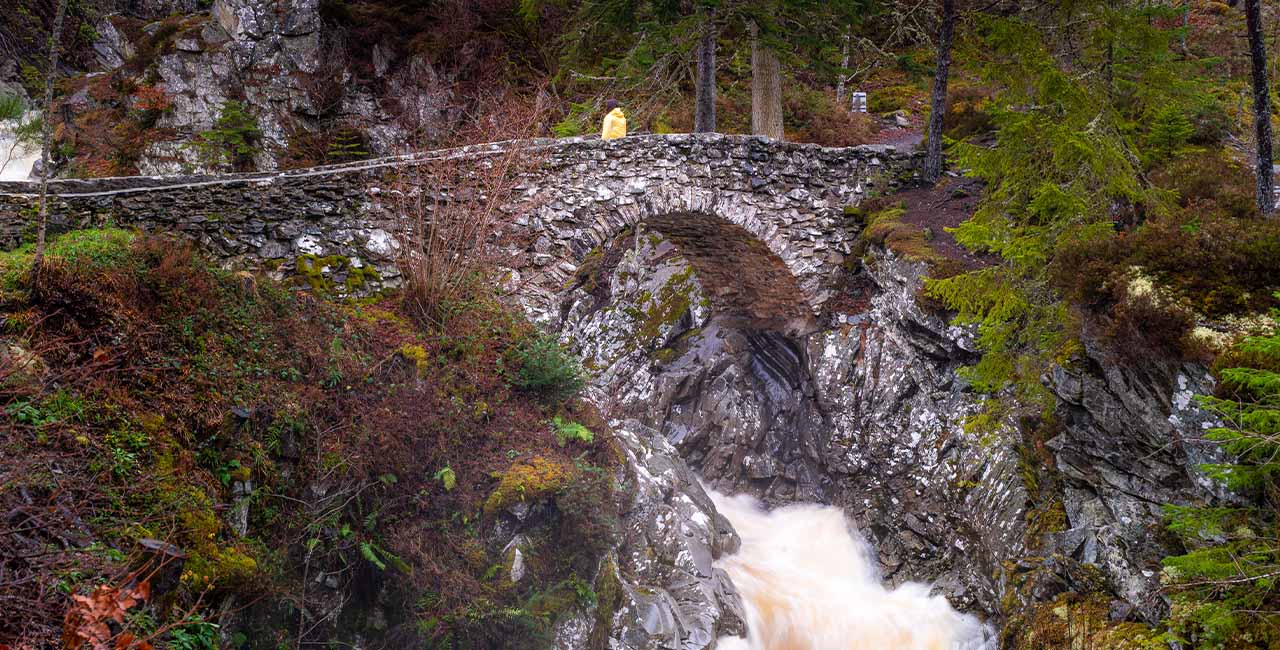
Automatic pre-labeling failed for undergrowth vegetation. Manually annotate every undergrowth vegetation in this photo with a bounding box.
[924,10,1280,422]
[0,228,617,649]
[1161,305,1280,646]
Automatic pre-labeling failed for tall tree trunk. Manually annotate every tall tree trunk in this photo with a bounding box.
[1245,0,1275,214]
[835,30,851,105]
[32,0,68,283]
[1181,0,1189,57]
[923,0,955,184]
[694,9,717,133]
[750,22,784,140]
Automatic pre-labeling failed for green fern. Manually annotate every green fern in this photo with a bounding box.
[552,416,594,447]
[433,466,457,491]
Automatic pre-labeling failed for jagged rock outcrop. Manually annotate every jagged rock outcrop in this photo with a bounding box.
[558,231,1024,617]
[486,419,746,650]
[78,0,456,173]
[555,227,1223,629]
[1034,333,1221,621]
[556,420,745,650]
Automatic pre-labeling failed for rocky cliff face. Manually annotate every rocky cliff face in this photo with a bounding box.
[558,420,745,650]
[549,226,1224,633]
[73,0,457,174]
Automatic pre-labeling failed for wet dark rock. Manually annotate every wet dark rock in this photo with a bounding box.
[557,229,1225,631]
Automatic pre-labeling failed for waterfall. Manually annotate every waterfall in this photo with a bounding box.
[710,490,993,650]
[0,113,40,181]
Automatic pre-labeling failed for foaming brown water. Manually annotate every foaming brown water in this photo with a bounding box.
[710,491,992,650]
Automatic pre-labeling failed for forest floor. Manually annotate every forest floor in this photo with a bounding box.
[889,175,993,270]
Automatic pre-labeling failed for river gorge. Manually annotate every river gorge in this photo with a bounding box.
[539,222,1222,649]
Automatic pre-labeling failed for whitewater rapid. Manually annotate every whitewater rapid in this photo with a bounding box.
[710,490,992,650]
[1,115,40,181]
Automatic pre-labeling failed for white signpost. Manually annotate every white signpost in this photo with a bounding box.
[850,91,868,113]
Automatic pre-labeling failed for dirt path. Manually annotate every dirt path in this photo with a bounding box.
[890,176,995,271]
[868,127,924,150]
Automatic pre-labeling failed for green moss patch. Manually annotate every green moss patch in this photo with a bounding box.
[853,202,963,276]
[292,253,383,298]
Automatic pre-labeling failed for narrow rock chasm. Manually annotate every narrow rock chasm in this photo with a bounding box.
[549,223,1223,647]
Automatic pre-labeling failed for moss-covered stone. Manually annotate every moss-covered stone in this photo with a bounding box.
[628,266,697,347]
[1003,593,1166,650]
[589,557,624,650]
[484,456,574,516]
[292,254,382,299]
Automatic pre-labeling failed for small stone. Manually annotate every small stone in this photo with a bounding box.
[509,548,525,582]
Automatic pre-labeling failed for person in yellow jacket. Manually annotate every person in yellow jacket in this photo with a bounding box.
[601,99,627,140]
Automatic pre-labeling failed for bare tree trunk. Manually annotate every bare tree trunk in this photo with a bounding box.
[694,8,717,133]
[923,0,955,184]
[32,0,68,282]
[835,30,851,105]
[1181,0,1189,57]
[750,22,784,140]
[1245,0,1275,214]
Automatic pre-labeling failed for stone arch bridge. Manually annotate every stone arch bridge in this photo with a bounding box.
[0,134,919,332]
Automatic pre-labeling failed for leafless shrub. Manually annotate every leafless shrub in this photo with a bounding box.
[391,90,550,326]
[298,31,351,118]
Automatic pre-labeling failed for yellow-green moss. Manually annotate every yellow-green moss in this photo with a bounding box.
[345,264,382,293]
[858,202,961,277]
[631,266,696,344]
[1004,593,1166,650]
[397,343,430,375]
[484,456,574,516]
[292,254,382,298]
[181,545,259,590]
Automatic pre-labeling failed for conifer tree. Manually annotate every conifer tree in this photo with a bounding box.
[1164,303,1280,644]
[750,21,784,139]
[694,7,718,133]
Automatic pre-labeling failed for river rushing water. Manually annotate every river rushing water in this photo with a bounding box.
[1,117,40,181]
[709,490,992,650]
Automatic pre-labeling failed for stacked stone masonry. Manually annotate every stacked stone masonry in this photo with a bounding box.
[0,134,919,331]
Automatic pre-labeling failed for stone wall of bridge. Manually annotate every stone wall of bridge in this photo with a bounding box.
[0,134,920,330]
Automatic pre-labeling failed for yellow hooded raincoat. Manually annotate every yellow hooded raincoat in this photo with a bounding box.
[601,108,627,140]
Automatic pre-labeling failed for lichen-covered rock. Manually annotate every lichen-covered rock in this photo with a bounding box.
[603,419,746,650]
[1040,332,1223,621]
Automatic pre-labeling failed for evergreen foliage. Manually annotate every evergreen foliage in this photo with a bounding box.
[324,127,369,163]
[0,93,23,121]
[509,332,585,404]
[1162,303,1280,647]
[544,0,873,127]
[924,8,1220,413]
[193,100,262,171]
[925,15,1149,409]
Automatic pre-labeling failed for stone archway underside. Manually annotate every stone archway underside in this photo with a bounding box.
[635,211,813,334]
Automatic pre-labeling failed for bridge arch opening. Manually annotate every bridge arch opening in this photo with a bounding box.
[624,210,815,335]
[530,184,846,337]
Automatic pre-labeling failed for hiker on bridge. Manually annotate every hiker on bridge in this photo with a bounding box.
[601,99,627,140]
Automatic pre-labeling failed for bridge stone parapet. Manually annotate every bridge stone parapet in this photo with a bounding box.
[0,134,920,331]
